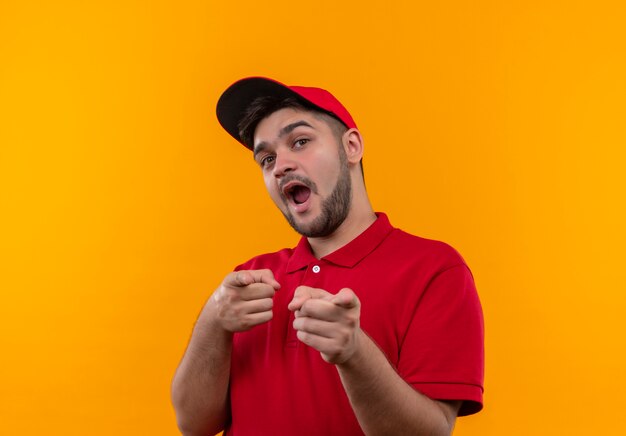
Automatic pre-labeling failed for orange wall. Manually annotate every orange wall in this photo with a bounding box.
[1,1,625,434]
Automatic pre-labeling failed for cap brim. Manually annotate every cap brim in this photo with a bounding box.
[216,77,300,148]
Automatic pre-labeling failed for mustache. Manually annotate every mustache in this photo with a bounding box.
[279,174,319,196]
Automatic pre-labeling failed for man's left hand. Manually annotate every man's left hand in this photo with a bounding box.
[288,286,361,364]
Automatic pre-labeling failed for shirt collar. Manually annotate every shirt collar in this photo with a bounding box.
[286,212,394,272]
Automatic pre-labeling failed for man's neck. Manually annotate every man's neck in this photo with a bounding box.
[307,208,377,259]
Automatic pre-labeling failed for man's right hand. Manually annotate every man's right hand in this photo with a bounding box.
[209,269,280,332]
[172,269,279,434]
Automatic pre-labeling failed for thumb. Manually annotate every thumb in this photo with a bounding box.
[330,288,359,309]
[288,286,329,311]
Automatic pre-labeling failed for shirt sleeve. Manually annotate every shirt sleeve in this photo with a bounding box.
[397,263,485,416]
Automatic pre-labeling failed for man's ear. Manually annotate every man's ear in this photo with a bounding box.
[342,128,364,165]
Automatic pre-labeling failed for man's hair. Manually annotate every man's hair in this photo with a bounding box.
[237,96,363,176]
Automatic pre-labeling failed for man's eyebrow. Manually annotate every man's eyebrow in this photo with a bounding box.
[278,120,314,137]
[253,121,314,158]
[253,141,268,160]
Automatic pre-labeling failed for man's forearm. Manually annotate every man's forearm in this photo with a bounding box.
[171,303,233,436]
[336,331,459,436]
[172,270,279,435]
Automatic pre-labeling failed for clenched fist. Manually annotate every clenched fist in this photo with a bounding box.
[210,269,281,332]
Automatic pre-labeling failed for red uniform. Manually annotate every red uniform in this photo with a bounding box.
[225,213,484,435]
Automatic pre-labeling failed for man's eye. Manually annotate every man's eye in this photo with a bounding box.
[260,156,275,167]
[294,138,309,148]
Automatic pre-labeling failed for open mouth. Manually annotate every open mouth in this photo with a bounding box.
[282,180,313,212]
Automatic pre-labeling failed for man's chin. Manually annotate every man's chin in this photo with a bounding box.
[283,212,317,235]
[283,211,342,239]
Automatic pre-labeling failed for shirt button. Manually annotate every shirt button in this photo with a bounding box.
[312,265,321,273]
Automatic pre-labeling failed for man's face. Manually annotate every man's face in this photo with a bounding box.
[253,108,352,238]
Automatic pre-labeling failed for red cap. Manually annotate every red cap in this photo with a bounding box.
[216,77,357,149]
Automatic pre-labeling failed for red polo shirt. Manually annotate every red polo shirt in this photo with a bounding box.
[225,213,484,435]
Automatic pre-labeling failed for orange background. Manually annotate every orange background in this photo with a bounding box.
[1,1,625,435]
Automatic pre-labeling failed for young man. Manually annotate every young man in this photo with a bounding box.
[171,77,484,436]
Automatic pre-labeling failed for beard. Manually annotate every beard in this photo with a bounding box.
[281,149,352,238]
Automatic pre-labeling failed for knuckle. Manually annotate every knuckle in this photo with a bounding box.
[323,354,337,364]
[340,334,350,347]
[335,329,347,345]
[226,271,240,285]
[297,331,309,343]
[299,301,309,314]
[299,317,310,330]
[221,290,231,303]
[222,286,236,299]
[327,344,341,357]
[262,285,275,298]
[225,292,238,306]
[235,270,252,286]
[239,318,251,330]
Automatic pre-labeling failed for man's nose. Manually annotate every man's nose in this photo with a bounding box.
[272,153,297,178]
